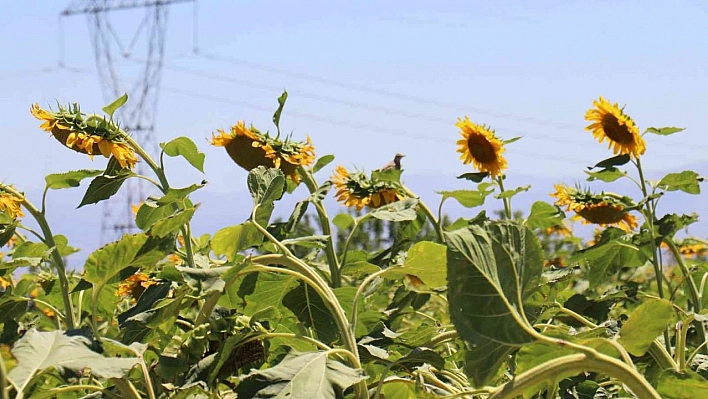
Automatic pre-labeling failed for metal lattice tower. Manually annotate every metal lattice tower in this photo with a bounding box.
[60,0,193,242]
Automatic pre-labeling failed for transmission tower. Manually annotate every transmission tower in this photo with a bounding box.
[60,0,194,242]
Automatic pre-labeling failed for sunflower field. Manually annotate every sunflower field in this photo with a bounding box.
[1,92,707,399]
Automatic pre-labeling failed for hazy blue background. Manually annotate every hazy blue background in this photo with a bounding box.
[2,1,706,267]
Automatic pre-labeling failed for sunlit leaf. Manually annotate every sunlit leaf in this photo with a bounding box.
[437,189,490,208]
[236,351,365,399]
[161,137,206,173]
[569,229,646,288]
[384,241,447,288]
[102,93,128,117]
[658,170,702,195]
[272,90,288,132]
[368,198,419,222]
[211,223,263,262]
[156,182,207,206]
[313,155,335,173]
[333,213,356,231]
[495,185,531,199]
[645,126,685,136]
[525,201,564,230]
[148,206,197,238]
[283,282,338,345]
[7,329,138,394]
[83,233,149,287]
[656,369,708,399]
[44,169,102,190]
[618,298,674,356]
[585,167,626,183]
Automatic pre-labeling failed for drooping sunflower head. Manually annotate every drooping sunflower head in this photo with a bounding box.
[551,184,637,232]
[0,186,24,219]
[211,121,315,183]
[31,103,138,169]
[456,117,508,178]
[585,96,645,158]
[544,222,571,238]
[331,166,405,210]
[116,272,157,302]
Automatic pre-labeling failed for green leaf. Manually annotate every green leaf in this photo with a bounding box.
[658,170,702,194]
[7,329,138,394]
[313,155,335,173]
[156,182,206,206]
[591,154,631,169]
[645,126,685,136]
[495,185,531,199]
[445,221,543,386]
[569,230,646,288]
[135,200,174,231]
[273,90,288,132]
[457,172,489,182]
[391,348,445,371]
[437,189,490,208]
[525,201,565,230]
[211,223,263,262]
[102,93,128,117]
[333,213,356,231]
[236,351,365,399]
[78,170,134,208]
[0,257,42,271]
[148,207,197,238]
[283,282,338,345]
[656,369,708,399]
[585,167,626,183]
[281,235,328,249]
[340,260,380,279]
[502,136,522,145]
[44,169,103,190]
[368,198,419,222]
[371,168,402,184]
[160,137,206,173]
[384,241,447,288]
[284,201,309,234]
[0,220,18,247]
[618,298,674,356]
[248,166,285,205]
[83,233,149,287]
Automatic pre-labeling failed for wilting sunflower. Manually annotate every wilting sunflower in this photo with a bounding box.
[210,121,316,183]
[551,184,637,232]
[0,187,24,219]
[456,117,508,178]
[31,103,138,169]
[116,272,157,302]
[585,97,645,158]
[331,166,405,211]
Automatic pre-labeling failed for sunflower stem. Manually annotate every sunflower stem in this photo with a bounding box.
[297,166,342,287]
[634,157,672,352]
[496,176,512,220]
[122,135,196,269]
[665,239,707,355]
[2,184,76,330]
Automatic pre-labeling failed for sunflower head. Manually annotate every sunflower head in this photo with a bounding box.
[116,272,157,302]
[31,103,138,169]
[0,186,24,219]
[544,222,571,238]
[585,96,645,158]
[211,121,315,183]
[331,166,405,210]
[551,184,637,231]
[676,240,707,259]
[456,117,508,178]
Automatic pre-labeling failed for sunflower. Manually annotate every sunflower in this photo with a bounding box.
[585,97,645,158]
[210,121,316,183]
[676,240,707,259]
[551,184,637,232]
[331,166,405,210]
[544,256,567,268]
[116,272,157,302]
[0,276,10,291]
[0,188,24,219]
[456,117,508,178]
[544,222,571,238]
[31,103,138,169]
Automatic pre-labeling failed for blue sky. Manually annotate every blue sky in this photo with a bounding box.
[2,1,707,264]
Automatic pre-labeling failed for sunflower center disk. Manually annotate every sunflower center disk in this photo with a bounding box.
[577,204,625,225]
[601,114,634,144]
[467,135,497,163]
